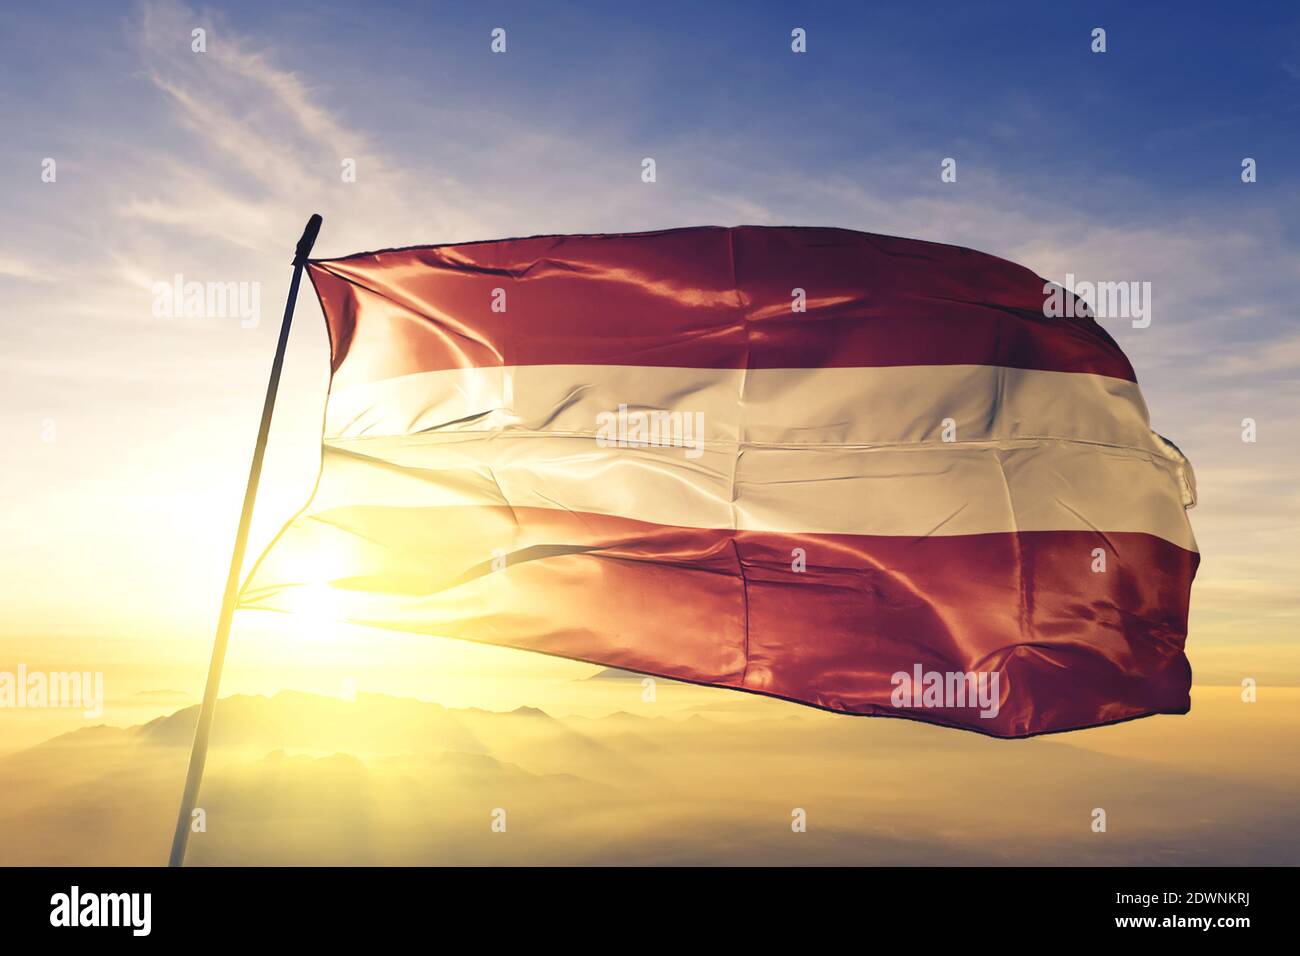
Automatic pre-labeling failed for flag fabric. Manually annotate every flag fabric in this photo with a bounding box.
[240,225,1198,738]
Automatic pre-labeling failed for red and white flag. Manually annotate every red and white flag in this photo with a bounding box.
[240,226,1198,737]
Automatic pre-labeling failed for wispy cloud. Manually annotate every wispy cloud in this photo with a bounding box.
[0,255,55,281]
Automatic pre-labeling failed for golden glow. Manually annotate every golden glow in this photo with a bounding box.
[277,583,346,645]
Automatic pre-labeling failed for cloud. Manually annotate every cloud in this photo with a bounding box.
[0,255,55,281]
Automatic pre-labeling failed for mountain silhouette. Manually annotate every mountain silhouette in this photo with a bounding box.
[0,686,1296,865]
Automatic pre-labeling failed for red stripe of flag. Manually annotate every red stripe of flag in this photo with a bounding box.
[309,226,1135,383]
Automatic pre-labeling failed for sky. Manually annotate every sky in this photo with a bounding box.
[1,0,1298,752]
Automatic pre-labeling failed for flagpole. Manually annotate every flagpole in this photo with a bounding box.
[167,213,323,867]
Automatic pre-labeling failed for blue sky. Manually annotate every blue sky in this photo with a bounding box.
[9,2,1299,206]
[1,0,1297,689]
[9,2,1299,228]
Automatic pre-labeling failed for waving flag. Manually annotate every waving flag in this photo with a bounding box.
[239,226,1197,737]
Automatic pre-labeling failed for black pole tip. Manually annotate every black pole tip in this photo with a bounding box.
[293,213,324,265]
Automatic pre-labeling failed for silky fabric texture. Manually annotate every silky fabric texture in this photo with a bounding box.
[241,225,1198,737]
